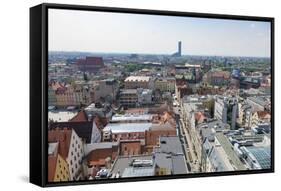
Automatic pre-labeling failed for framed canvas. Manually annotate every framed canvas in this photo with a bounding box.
[30,3,274,187]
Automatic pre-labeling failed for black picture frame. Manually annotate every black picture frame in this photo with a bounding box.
[30,3,274,187]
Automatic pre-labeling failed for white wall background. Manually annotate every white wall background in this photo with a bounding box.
[0,0,279,190]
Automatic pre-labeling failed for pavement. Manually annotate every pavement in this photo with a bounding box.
[173,105,200,173]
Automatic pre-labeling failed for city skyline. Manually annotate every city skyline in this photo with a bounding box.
[48,9,271,58]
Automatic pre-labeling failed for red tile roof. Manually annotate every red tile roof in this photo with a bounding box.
[69,110,88,122]
[48,155,57,182]
[77,57,104,66]
[256,111,271,119]
[195,112,206,123]
[48,129,72,159]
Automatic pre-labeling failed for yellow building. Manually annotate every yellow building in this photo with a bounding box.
[48,143,70,182]
[55,86,76,107]
[155,78,175,93]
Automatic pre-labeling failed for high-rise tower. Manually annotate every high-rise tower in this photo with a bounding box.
[178,41,182,56]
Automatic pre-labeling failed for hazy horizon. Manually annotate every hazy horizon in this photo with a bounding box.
[49,9,271,57]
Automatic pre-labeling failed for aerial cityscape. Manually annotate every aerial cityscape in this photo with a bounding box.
[47,10,271,182]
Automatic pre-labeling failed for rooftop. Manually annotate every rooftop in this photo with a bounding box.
[48,142,58,155]
[48,111,78,122]
[84,142,119,156]
[111,114,153,123]
[50,121,93,143]
[120,89,138,94]
[197,119,229,141]
[110,155,153,176]
[153,136,189,174]
[203,138,234,171]
[48,129,73,159]
[103,123,152,133]
[247,96,270,107]
[125,76,150,82]
[122,166,155,178]
[154,136,184,154]
[245,146,271,169]
[215,133,247,170]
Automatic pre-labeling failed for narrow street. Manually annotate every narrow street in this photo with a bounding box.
[174,110,191,171]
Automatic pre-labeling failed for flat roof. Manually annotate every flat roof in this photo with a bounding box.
[247,96,270,106]
[154,136,184,154]
[120,89,138,94]
[154,152,188,174]
[111,114,153,122]
[111,155,153,175]
[103,123,152,133]
[154,136,189,174]
[203,139,235,171]
[216,133,247,170]
[246,146,271,169]
[122,166,155,177]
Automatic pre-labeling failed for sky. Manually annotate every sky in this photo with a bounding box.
[48,9,271,57]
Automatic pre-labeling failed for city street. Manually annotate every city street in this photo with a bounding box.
[174,104,200,173]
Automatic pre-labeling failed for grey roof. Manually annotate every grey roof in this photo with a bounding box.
[216,133,247,170]
[154,136,184,154]
[197,119,229,141]
[154,136,189,174]
[103,123,152,133]
[120,89,138,94]
[111,114,153,122]
[122,166,155,177]
[246,146,271,169]
[111,155,153,175]
[247,96,270,107]
[171,155,189,174]
[203,139,231,172]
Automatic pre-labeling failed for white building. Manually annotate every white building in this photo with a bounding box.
[214,96,238,130]
[91,119,102,143]
[48,129,84,181]
[66,130,84,180]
